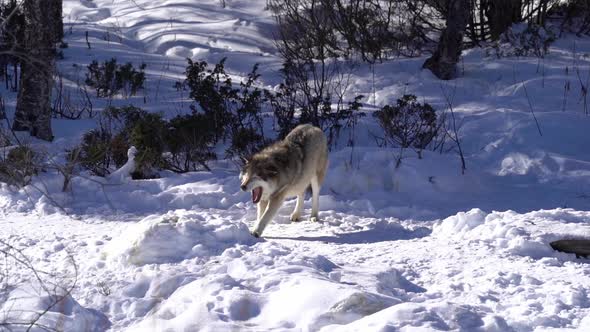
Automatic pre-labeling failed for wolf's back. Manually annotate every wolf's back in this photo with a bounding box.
[286,124,329,184]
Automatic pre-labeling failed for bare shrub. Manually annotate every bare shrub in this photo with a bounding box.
[0,238,79,331]
[52,72,94,120]
[374,94,438,164]
[265,80,299,140]
[439,84,467,174]
[268,0,429,62]
[266,58,364,148]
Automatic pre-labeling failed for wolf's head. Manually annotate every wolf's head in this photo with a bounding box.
[239,156,280,204]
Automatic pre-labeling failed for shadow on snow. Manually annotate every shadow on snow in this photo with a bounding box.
[267,226,431,245]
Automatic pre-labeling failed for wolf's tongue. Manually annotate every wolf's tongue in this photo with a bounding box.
[252,187,263,204]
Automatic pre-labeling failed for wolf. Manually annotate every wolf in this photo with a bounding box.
[240,124,329,237]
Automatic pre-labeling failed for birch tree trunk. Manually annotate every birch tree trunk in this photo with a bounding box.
[423,0,471,80]
[13,0,62,141]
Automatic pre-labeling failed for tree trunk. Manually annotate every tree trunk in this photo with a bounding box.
[52,0,64,43]
[423,0,471,80]
[486,0,522,40]
[13,0,62,141]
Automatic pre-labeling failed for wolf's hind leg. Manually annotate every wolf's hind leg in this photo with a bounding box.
[252,196,285,237]
[290,192,305,222]
[310,175,320,222]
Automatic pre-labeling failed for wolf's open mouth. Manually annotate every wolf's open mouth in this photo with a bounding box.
[252,187,263,204]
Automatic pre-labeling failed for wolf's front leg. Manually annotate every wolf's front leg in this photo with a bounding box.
[257,199,269,221]
[252,195,285,237]
[290,192,304,222]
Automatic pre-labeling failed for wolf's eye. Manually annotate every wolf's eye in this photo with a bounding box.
[265,166,278,177]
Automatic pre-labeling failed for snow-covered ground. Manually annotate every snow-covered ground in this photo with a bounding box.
[2,0,590,331]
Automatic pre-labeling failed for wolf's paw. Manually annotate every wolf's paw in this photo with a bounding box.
[310,216,319,222]
[290,213,301,222]
[251,230,261,238]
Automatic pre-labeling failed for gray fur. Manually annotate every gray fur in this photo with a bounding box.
[240,124,329,237]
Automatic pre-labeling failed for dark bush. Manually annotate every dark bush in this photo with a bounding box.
[234,64,266,135]
[491,23,557,58]
[78,105,220,178]
[102,106,166,179]
[183,58,267,158]
[374,94,438,153]
[129,113,167,179]
[85,58,146,98]
[78,129,112,177]
[102,104,147,130]
[225,127,270,161]
[165,113,217,172]
[76,105,144,177]
[184,57,364,153]
[117,62,147,96]
[0,146,41,187]
[558,0,590,35]
[77,106,163,179]
[110,132,130,169]
[185,58,234,141]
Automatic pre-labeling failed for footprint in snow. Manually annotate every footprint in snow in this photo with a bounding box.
[229,297,261,321]
[80,0,97,8]
[84,8,112,22]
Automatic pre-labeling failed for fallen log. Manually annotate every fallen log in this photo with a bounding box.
[550,239,590,258]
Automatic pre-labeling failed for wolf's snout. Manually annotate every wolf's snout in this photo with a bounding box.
[240,184,247,191]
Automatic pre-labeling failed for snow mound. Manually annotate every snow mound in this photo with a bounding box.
[432,208,488,238]
[124,241,404,331]
[0,287,110,332]
[433,208,590,259]
[321,302,508,332]
[104,210,256,265]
